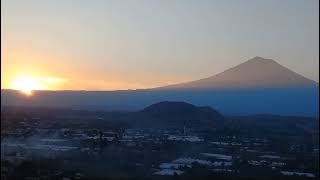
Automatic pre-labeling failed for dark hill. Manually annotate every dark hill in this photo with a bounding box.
[134,101,223,129]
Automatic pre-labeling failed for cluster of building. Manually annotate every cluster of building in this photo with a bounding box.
[1,117,318,179]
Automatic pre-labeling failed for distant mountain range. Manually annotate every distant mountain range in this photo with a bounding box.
[156,56,318,89]
[1,57,318,116]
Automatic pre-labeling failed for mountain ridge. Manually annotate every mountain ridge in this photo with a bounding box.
[156,56,318,90]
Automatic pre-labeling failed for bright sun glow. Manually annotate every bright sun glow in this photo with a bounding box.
[11,76,47,95]
[10,76,66,95]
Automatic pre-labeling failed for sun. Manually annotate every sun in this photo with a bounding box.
[11,76,47,95]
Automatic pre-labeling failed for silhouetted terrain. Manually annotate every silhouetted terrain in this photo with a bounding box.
[1,57,319,116]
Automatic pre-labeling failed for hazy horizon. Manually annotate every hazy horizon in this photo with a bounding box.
[2,56,319,91]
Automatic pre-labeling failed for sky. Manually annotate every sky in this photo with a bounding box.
[1,0,319,91]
